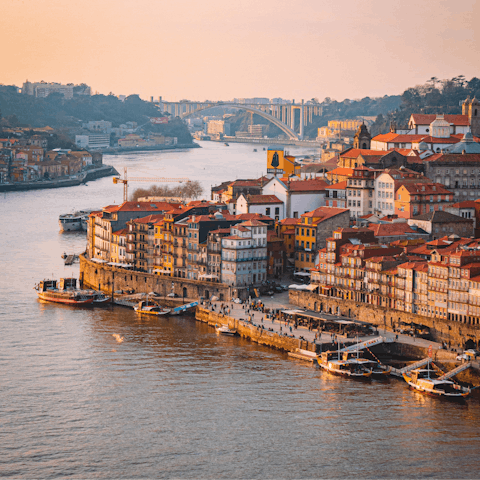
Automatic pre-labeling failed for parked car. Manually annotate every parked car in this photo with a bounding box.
[464,349,479,359]
[456,353,469,361]
[167,292,179,298]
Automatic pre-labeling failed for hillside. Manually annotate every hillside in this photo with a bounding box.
[0,87,193,143]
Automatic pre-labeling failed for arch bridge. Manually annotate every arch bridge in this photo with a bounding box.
[160,100,323,140]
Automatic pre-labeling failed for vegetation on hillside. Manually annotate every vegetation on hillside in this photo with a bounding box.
[0,87,193,143]
[130,181,204,202]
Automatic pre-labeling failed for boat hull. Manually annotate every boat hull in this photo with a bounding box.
[318,362,372,378]
[37,292,94,305]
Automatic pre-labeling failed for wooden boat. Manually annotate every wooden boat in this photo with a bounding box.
[92,292,111,304]
[215,325,236,336]
[35,278,94,305]
[134,298,171,316]
[403,364,471,399]
[317,350,372,378]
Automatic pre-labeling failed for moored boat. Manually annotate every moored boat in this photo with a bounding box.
[215,325,236,336]
[59,209,96,232]
[134,299,171,316]
[35,278,95,305]
[403,364,471,399]
[317,351,372,378]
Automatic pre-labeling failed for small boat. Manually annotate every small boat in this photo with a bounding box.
[317,350,372,378]
[253,148,257,152]
[92,291,111,304]
[35,278,95,305]
[134,298,171,316]
[403,363,471,399]
[215,325,236,336]
[224,142,229,146]
[171,301,199,315]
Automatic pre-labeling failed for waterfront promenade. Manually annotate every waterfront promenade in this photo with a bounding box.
[204,291,462,361]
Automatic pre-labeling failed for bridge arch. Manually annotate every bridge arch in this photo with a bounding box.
[179,103,299,140]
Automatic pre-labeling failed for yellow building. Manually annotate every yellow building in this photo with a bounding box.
[154,215,174,276]
[294,213,321,272]
[266,146,299,177]
[111,228,127,264]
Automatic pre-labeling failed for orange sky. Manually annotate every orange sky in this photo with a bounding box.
[1,0,479,102]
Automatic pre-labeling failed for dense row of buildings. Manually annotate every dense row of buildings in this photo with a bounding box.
[311,227,480,326]
[0,132,102,183]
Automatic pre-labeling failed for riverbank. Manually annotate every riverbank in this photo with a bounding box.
[0,165,118,192]
[195,301,480,386]
[102,143,200,155]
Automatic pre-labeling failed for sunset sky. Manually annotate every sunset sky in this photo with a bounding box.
[1,0,479,102]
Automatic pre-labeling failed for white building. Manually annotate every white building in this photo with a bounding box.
[346,167,375,218]
[221,221,267,287]
[236,194,284,221]
[261,177,327,219]
[75,134,110,150]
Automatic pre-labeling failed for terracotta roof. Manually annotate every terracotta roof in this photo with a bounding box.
[410,114,469,126]
[424,153,480,164]
[103,201,181,213]
[413,136,460,144]
[209,228,231,234]
[283,228,295,235]
[238,220,267,227]
[280,218,301,225]
[368,223,417,237]
[236,213,273,221]
[133,214,166,224]
[244,194,282,204]
[325,181,347,190]
[301,206,349,221]
[287,178,329,192]
[229,179,261,187]
[399,182,452,195]
[373,133,426,143]
[340,149,385,158]
[112,228,128,236]
[451,200,476,208]
[328,167,354,176]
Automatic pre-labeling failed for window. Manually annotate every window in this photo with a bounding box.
[275,207,279,215]
[266,207,271,216]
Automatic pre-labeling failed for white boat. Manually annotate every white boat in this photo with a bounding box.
[215,325,236,336]
[59,209,96,232]
[92,292,111,304]
[403,363,471,399]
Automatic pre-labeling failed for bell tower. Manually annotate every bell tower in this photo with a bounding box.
[353,123,371,149]
[469,97,480,137]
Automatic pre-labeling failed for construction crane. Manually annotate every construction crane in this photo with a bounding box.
[113,167,190,202]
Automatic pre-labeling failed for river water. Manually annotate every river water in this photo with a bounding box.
[1,141,479,478]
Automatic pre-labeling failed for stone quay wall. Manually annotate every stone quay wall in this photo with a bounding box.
[195,307,317,353]
[80,255,232,301]
[289,290,480,349]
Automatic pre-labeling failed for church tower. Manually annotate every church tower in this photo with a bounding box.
[462,97,480,136]
[353,123,371,149]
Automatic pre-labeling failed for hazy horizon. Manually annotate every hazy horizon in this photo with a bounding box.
[1,0,479,102]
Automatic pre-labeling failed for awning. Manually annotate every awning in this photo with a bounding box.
[91,258,108,263]
[154,269,171,273]
[304,284,318,291]
[294,272,311,277]
[198,274,219,279]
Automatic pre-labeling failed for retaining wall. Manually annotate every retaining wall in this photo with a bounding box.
[289,290,480,349]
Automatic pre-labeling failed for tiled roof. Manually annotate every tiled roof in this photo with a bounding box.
[238,220,267,227]
[328,167,354,176]
[133,214,166,224]
[112,228,128,236]
[340,148,385,158]
[413,136,460,144]
[410,211,472,223]
[410,114,469,126]
[400,182,452,195]
[424,153,480,163]
[245,194,282,204]
[301,206,349,221]
[236,213,273,221]
[368,223,417,236]
[103,201,181,213]
[280,218,301,225]
[287,178,329,192]
[325,180,347,190]
[373,133,426,143]
[451,200,476,208]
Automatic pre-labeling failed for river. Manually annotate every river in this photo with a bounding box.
[1,141,479,478]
